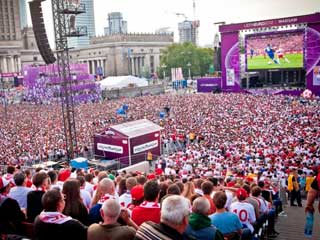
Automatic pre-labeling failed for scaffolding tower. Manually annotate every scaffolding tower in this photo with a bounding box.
[51,0,87,160]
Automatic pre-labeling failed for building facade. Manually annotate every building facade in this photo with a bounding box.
[69,33,174,76]
[104,12,128,36]
[19,0,28,29]
[0,0,23,73]
[178,20,199,45]
[68,0,96,48]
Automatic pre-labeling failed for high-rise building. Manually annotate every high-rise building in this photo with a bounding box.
[104,12,128,36]
[68,0,96,49]
[19,0,28,28]
[178,20,199,45]
[0,0,23,73]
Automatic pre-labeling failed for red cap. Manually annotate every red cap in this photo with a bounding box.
[147,173,156,180]
[236,188,248,200]
[58,169,71,182]
[131,185,144,201]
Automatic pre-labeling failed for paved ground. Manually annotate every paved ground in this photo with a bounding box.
[275,201,320,240]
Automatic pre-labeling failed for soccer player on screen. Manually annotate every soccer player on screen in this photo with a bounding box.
[265,44,279,65]
[276,45,290,64]
[250,48,254,59]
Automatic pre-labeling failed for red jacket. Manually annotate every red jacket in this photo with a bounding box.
[131,201,161,226]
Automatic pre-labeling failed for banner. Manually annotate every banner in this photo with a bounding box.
[313,66,320,86]
[97,143,123,154]
[226,68,235,86]
[133,140,158,154]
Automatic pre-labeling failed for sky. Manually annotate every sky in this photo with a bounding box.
[26,0,320,48]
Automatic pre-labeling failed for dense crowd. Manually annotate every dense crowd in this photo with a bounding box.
[1,93,319,166]
[1,92,320,239]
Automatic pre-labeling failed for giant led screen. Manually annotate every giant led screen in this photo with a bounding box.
[246,30,304,70]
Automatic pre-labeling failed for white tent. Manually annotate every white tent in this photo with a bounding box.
[99,75,148,90]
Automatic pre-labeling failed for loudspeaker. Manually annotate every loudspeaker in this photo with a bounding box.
[29,0,56,65]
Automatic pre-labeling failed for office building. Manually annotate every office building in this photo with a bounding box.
[68,0,96,48]
[104,12,128,35]
[19,0,28,28]
[178,20,199,45]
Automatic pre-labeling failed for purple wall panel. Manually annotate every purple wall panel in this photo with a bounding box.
[306,25,320,95]
[93,131,129,159]
[221,32,243,92]
[130,131,161,157]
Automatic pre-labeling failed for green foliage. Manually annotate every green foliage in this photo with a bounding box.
[158,42,214,79]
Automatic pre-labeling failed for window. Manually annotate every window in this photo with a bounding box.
[33,56,38,61]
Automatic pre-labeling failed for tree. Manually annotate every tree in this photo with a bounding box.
[158,42,214,79]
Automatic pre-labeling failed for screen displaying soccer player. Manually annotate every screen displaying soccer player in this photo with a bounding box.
[246,30,304,70]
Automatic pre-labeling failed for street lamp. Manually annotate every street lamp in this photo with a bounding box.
[0,72,8,120]
[161,64,167,82]
[187,62,192,80]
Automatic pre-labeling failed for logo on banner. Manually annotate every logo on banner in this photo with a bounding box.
[133,140,158,154]
[97,143,123,154]
[313,66,320,86]
[226,68,235,86]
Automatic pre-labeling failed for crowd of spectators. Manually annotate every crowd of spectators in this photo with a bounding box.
[0,92,320,239]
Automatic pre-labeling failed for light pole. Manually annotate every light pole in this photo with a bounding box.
[0,72,8,120]
[161,64,166,84]
[187,62,192,80]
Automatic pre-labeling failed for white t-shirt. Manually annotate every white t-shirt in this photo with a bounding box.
[230,201,256,233]
[251,196,268,214]
[84,182,94,196]
[119,192,132,208]
[80,189,92,209]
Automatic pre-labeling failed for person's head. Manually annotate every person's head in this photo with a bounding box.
[100,199,121,224]
[192,197,210,216]
[131,185,144,206]
[236,188,248,201]
[85,173,93,183]
[167,184,181,195]
[144,180,160,202]
[126,177,137,191]
[175,181,184,194]
[118,178,127,195]
[76,176,86,187]
[42,189,65,212]
[24,169,31,178]
[201,181,213,195]
[161,195,190,234]
[7,165,16,175]
[194,179,204,189]
[13,172,26,186]
[33,172,49,189]
[213,191,227,210]
[159,182,169,202]
[242,184,251,195]
[258,181,264,188]
[182,181,194,199]
[62,179,81,200]
[137,175,147,185]
[100,178,115,195]
[251,186,262,197]
[47,170,58,185]
[0,177,10,194]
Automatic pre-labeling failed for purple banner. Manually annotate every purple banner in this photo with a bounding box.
[220,13,320,33]
[197,78,222,92]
